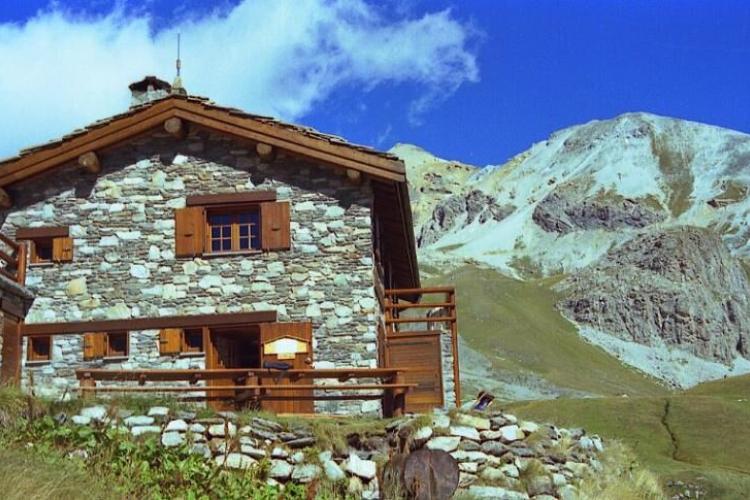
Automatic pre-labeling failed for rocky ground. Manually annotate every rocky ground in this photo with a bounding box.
[62,404,606,499]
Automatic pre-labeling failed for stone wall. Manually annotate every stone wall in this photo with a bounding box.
[2,128,380,412]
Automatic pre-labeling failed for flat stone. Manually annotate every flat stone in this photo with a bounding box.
[481,441,510,457]
[271,447,289,459]
[240,445,267,459]
[252,417,283,432]
[324,460,346,481]
[480,429,505,441]
[80,406,108,422]
[165,419,188,432]
[286,436,316,448]
[527,475,554,496]
[66,278,87,297]
[72,415,91,425]
[290,451,305,464]
[190,443,212,458]
[432,413,451,429]
[454,413,491,431]
[269,460,293,480]
[468,485,530,499]
[558,485,579,500]
[459,439,481,451]
[147,406,170,419]
[450,425,481,441]
[208,422,237,437]
[189,423,206,433]
[247,427,277,441]
[161,432,185,447]
[130,264,150,279]
[459,462,479,473]
[519,421,540,434]
[131,425,161,437]
[426,436,461,453]
[498,425,525,443]
[124,415,155,427]
[345,453,377,480]
[291,464,321,483]
[414,426,433,442]
[215,453,256,470]
[176,410,197,421]
[450,450,488,463]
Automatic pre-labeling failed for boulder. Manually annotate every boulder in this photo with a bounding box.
[124,416,155,428]
[498,425,525,443]
[324,460,346,481]
[131,425,161,437]
[147,407,170,419]
[72,415,91,425]
[208,422,237,438]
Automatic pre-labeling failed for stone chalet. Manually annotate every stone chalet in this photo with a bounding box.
[0,77,459,416]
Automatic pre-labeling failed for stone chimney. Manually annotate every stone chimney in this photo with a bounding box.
[128,76,172,106]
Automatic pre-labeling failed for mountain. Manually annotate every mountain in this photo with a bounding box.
[394,112,750,389]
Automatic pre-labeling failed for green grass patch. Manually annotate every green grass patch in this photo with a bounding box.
[508,376,750,499]
[426,265,667,398]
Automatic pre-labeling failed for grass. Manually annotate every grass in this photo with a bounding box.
[0,448,115,500]
[508,374,750,499]
[426,264,668,399]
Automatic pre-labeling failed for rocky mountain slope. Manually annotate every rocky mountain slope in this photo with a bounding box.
[394,113,750,387]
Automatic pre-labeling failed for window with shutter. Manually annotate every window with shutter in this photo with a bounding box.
[175,191,290,256]
[16,227,73,264]
[83,332,107,360]
[159,328,182,355]
[27,336,51,362]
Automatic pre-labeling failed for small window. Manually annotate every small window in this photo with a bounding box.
[182,328,204,353]
[31,239,53,264]
[28,336,51,362]
[207,208,261,253]
[106,332,129,358]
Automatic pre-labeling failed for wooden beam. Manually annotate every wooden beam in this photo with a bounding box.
[22,310,277,336]
[164,117,187,139]
[256,142,275,162]
[0,188,12,209]
[186,190,277,207]
[78,152,101,174]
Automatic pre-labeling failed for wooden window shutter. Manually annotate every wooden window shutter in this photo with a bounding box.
[83,332,106,360]
[52,237,74,262]
[159,328,182,355]
[260,201,291,251]
[174,206,205,257]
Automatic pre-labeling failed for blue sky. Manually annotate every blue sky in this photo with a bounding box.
[1,0,749,166]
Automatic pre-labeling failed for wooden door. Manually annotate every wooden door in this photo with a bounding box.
[386,332,444,413]
[0,314,21,384]
[259,322,313,414]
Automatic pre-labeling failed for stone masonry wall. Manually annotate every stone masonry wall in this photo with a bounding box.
[2,128,380,412]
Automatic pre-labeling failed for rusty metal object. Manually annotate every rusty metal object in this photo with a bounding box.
[402,448,459,500]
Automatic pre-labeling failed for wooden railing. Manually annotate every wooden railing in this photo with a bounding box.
[0,233,26,285]
[75,368,417,417]
[383,286,460,404]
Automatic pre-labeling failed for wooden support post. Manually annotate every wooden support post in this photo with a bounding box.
[16,242,27,286]
[164,117,187,139]
[449,290,460,406]
[80,373,96,399]
[392,371,406,417]
[78,152,101,174]
[256,143,275,162]
[0,187,12,209]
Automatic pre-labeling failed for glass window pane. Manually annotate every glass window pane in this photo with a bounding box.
[239,225,249,237]
[211,227,220,238]
[212,240,221,252]
[239,237,249,249]
[221,239,231,251]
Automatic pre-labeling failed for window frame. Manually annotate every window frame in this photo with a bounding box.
[181,328,204,355]
[27,335,52,363]
[204,205,262,255]
[30,238,54,265]
[105,331,129,359]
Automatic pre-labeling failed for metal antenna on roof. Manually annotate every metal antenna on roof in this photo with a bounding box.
[172,33,187,95]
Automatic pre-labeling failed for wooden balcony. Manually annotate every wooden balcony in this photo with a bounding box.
[379,286,460,409]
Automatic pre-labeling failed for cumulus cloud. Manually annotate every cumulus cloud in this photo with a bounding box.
[0,0,478,158]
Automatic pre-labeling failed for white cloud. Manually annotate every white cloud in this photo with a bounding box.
[0,0,478,158]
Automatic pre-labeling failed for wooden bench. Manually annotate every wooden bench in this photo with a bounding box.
[75,368,417,417]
